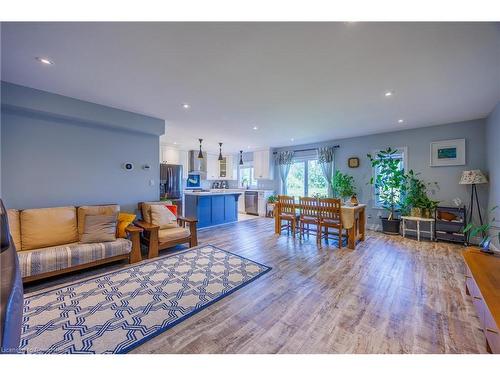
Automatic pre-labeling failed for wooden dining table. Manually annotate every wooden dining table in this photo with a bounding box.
[274,203,366,250]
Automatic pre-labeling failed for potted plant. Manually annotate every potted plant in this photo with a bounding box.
[367,148,406,234]
[463,206,499,254]
[400,170,439,218]
[332,170,357,204]
[267,195,278,217]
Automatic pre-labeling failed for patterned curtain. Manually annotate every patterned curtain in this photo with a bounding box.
[276,151,294,195]
[317,146,335,197]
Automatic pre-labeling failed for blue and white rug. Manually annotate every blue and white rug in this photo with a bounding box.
[20,245,271,354]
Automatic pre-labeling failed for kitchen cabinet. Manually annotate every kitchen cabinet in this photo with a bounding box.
[238,193,245,213]
[253,149,274,180]
[218,155,237,180]
[184,192,241,228]
[206,153,219,180]
[160,146,189,179]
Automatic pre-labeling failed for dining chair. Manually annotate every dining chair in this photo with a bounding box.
[298,197,320,242]
[277,195,298,236]
[318,198,346,248]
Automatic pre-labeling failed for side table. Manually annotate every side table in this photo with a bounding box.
[401,216,435,241]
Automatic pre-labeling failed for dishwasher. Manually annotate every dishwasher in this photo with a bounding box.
[244,191,259,215]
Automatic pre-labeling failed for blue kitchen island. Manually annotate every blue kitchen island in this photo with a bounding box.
[184,191,242,228]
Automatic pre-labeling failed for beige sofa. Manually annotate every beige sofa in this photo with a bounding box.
[7,204,142,282]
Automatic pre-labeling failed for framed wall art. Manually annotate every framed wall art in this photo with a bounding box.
[430,138,465,167]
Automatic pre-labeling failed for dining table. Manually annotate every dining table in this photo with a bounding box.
[273,203,366,250]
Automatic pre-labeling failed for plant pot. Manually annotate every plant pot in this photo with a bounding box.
[410,207,422,217]
[422,209,434,219]
[381,218,401,235]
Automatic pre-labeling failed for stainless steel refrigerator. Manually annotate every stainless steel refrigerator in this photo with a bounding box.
[160,163,183,214]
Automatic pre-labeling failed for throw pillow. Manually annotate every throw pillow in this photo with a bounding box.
[164,204,178,217]
[80,214,118,243]
[116,212,136,238]
[150,204,178,229]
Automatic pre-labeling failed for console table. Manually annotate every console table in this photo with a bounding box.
[463,248,500,353]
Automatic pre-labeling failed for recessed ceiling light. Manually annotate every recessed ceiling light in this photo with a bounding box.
[398,119,404,123]
[384,91,393,97]
[252,126,258,130]
[173,142,178,145]
[247,146,251,149]
[36,57,54,65]
[290,138,295,142]
[182,103,190,109]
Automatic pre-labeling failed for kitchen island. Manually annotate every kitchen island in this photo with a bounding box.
[184,191,242,228]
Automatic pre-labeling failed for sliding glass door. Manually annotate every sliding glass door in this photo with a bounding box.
[285,159,328,198]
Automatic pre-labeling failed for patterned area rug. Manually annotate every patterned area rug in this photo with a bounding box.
[20,245,271,354]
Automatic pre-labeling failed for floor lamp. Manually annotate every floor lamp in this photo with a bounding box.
[459,169,488,240]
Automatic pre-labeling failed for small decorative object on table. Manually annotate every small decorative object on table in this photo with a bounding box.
[350,195,359,206]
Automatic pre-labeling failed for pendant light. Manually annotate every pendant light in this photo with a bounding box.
[197,138,204,159]
[239,150,244,165]
[218,142,223,161]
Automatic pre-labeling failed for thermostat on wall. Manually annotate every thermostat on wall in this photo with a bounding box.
[123,162,134,171]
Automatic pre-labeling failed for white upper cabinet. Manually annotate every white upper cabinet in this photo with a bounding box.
[218,155,237,180]
[160,145,189,179]
[206,153,219,180]
[253,149,274,180]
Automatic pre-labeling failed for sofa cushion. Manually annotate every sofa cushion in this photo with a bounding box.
[7,209,22,251]
[117,212,136,238]
[80,214,118,243]
[20,206,79,251]
[150,205,178,229]
[141,201,172,223]
[77,205,119,238]
[158,227,190,243]
[17,238,132,279]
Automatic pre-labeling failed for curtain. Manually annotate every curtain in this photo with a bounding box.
[317,146,335,197]
[276,151,294,195]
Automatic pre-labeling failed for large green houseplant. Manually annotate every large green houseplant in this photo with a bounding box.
[367,147,406,234]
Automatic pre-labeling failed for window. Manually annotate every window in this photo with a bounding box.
[285,158,328,198]
[372,147,407,208]
[239,165,256,188]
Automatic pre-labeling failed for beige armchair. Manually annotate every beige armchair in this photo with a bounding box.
[136,202,198,259]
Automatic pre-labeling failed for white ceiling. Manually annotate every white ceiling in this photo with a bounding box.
[2,22,499,154]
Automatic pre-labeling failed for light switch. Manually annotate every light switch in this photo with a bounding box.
[149,179,155,186]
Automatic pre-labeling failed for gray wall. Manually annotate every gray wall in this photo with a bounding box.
[1,82,165,212]
[274,119,487,229]
[486,101,500,249]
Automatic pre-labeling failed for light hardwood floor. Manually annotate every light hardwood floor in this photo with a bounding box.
[25,217,488,354]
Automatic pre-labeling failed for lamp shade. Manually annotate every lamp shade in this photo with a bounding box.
[459,169,488,185]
